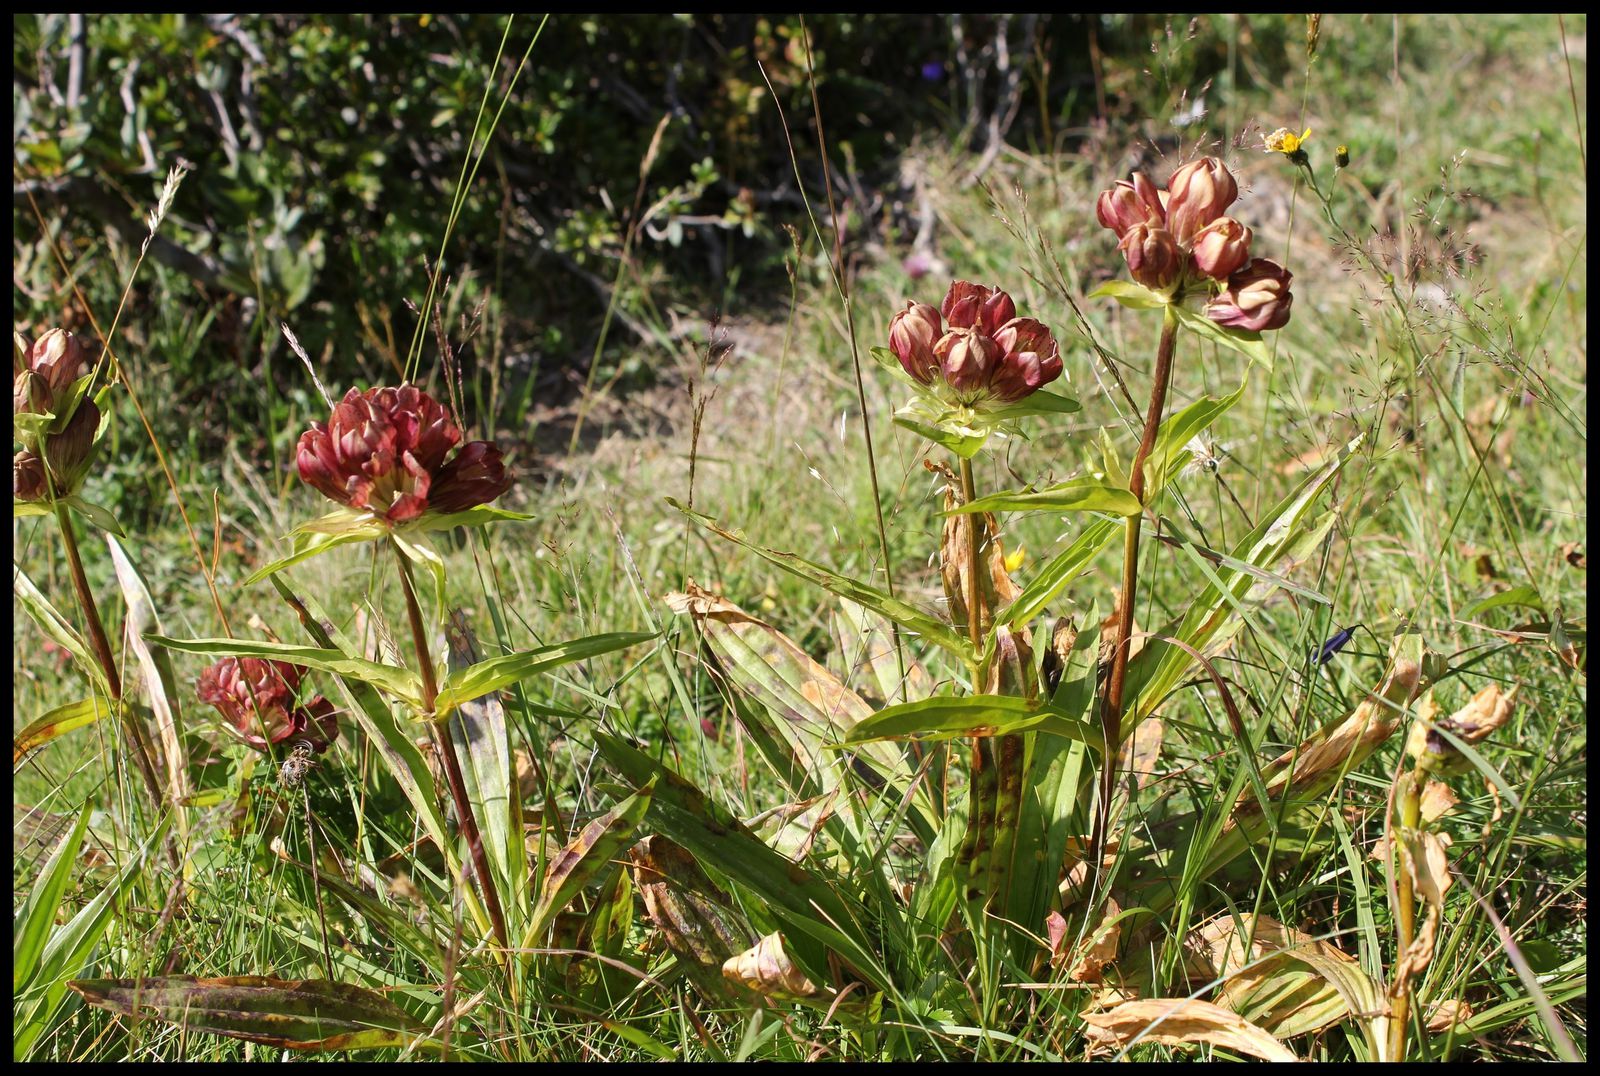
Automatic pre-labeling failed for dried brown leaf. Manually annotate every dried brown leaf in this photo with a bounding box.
[1067,899,1123,984]
[1419,780,1458,824]
[722,931,824,999]
[1081,997,1299,1062]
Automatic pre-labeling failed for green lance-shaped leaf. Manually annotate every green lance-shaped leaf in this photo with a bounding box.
[667,586,927,835]
[524,778,656,949]
[1171,303,1273,369]
[1001,381,1247,630]
[147,636,424,710]
[242,523,389,586]
[838,694,1103,750]
[13,697,116,763]
[948,476,1141,517]
[66,977,437,1053]
[595,732,889,994]
[432,631,656,717]
[1140,381,1248,493]
[1089,279,1169,310]
[16,818,169,1060]
[1121,434,1363,733]
[13,804,91,993]
[13,566,106,694]
[62,496,125,537]
[445,611,526,933]
[265,576,475,937]
[893,414,992,459]
[669,498,973,661]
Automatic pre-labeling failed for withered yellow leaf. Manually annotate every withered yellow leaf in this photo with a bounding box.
[1081,997,1298,1062]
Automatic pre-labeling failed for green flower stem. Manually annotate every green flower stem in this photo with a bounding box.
[390,537,509,953]
[1091,308,1180,864]
[53,499,166,814]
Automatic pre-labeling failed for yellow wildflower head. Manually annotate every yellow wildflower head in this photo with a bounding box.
[1264,127,1312,155]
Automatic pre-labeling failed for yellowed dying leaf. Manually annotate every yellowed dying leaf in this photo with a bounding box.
[1407,684,1518,764]
[1183,914,1358,1038]
[722,931,824,999]
[1419,779,1458,824]
[1118,718,1163,791]
[1426,998,1473,1033]
[1054,899,1123,984]
[1081,997,1299,1062]
[1394,831,1454,983]
[930,459,1021,639]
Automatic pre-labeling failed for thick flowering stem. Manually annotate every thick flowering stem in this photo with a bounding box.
[390,538,509,953]
[1091,311,1179,864]
[54,500,166,814]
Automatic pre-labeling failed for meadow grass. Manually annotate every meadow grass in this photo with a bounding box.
[13,13,1586,1061]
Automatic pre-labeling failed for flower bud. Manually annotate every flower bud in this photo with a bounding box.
[1119,222,1182,290]
[1095,173,1165,238]
[1164,157,1239,243]
[933,326,1003,395]
[42,398,100,496]
[1206,258,1294,332]
[941,281,1016,335]
[1335,144,1350,169]
[14,371,48,417]
[28,329,86,396]
[1190,217,1254,280]
[888,301,943,383]
[14,329,86,417]
[988,317,1063,402]
[14,450,46,502]
[430,440,513,514]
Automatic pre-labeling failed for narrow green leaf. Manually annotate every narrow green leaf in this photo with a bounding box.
[525,779,656,946]
[838,694,1103,750]
[1461,584,1545,620]
[949,476,1140,517]
[13,566,106,694]
[670,499,973,661]
[13,804,90,992]
[1141,382,1248,493]
[1171,303,1273,369]
[1090,279,1168,310]
[13,697,115,763]
[1003,389,1081,417]
[1002,518,1121,630]
[63,497,125,537]
[433,631,655,716]
[242,527,384,586]
[892,415,989,459]
[147,636,422,709]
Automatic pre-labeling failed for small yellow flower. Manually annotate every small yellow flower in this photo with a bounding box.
[1004,546,1026,574]
[1264,127,1312,155]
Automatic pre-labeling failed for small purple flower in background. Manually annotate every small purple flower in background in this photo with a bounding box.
[902,250,935,280]
[921,61,944,81]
